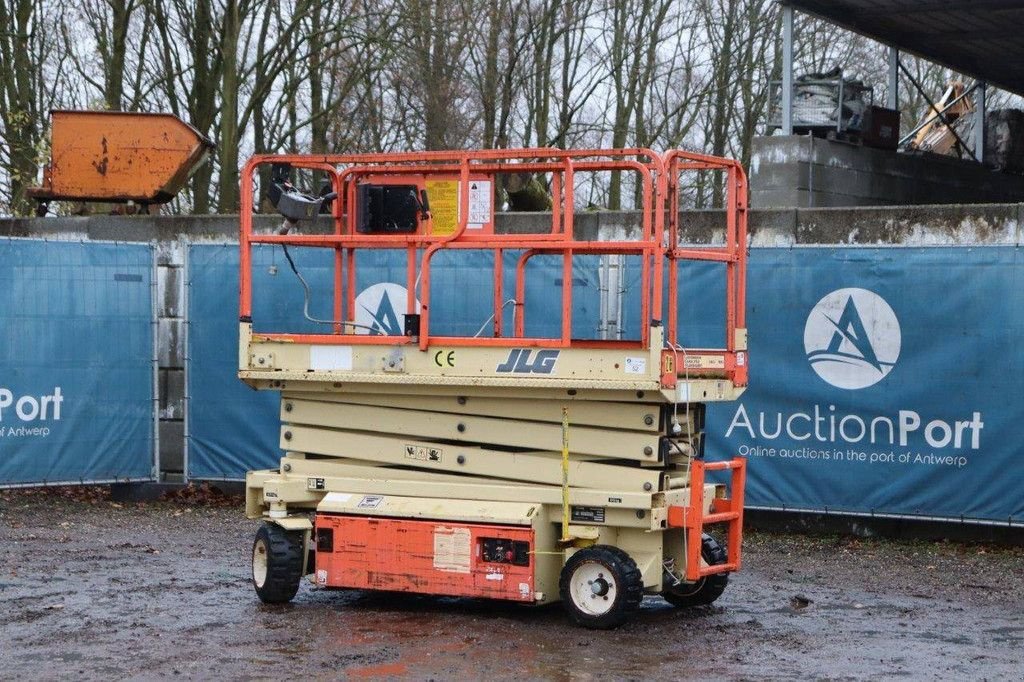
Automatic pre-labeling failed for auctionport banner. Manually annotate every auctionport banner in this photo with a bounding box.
[0,239,155,486]
[188,242,1023,524]
[705,246,1024,524]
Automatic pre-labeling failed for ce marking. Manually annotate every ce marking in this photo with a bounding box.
[434,350,456,368]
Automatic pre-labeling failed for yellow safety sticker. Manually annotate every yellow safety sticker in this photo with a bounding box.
[425,179,459,235]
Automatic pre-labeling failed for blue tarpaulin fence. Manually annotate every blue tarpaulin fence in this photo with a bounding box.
[0,238,155,486]
[186,243,1023,524]
[705,246,1024,524]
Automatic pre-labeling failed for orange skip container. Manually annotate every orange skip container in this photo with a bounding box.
[28,110,214,205]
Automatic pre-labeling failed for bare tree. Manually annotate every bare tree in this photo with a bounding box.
[604,0,673,209]
[0,0,64,215]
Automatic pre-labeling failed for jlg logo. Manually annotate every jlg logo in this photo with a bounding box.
[495,349,559,374]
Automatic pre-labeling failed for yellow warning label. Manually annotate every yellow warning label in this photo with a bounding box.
[425,180,459,235]
[662,353,675,374]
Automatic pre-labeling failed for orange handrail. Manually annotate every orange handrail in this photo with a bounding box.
[238,148,747,385]
[665,457,746,581]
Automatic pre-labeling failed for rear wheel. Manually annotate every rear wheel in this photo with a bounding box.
[252,523,304,604]
[559,545,643,629]
[663,533,729,608]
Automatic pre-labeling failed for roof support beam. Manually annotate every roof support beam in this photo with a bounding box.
[781,3,795,135]
[887,47,899,110]
[975,82,987,163]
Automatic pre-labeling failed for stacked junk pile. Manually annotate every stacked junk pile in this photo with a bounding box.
[906,82,1024,174]
[769,67,900,149]
[769,67,1024,174]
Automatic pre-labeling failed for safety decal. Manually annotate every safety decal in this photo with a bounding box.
[405,444,443,462]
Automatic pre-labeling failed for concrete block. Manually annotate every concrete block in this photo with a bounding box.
[749,208,797,246]
[160,369,185,420]
[753,135,1024,208]
[158,318,185,368]
[159,419,184,473]
[156,240,186,266]
[750,162,810,192]
[590,211,641,242]
[754,188,872,210]
[157,265,183,318]
[797,204,1019,245]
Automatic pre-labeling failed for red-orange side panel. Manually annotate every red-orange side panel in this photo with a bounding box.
[315,514,535,602]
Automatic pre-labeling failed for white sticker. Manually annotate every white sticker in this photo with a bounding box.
[624,356,646,374]
[356,495,383,509]
[316,569,328,585]
[310,346,353,371]
[678,382,691,402]
[519,582,531,596]
[467,180,492,228]
[322,492,351,503]
[485,572,504,581]
[433,527,472,573]
[737,352,746,366]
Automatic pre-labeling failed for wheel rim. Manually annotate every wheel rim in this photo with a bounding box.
[253,537,269,588]
[568,560,616,616]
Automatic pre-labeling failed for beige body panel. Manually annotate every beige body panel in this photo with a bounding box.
[242,321,743,597]
[282,398,662,462]
[294,392,663,433]
[281,425,665,492]
[317,492,540,526]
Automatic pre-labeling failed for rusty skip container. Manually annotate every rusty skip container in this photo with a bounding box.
[28,110,215,205]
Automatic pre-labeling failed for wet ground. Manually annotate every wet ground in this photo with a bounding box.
[1,487,1022,681]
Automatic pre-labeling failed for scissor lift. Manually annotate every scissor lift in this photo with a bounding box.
[242,148,748,628]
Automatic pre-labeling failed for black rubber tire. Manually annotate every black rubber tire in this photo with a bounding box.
[559,545,643,629]
[251,523,304,604]
[662,533,729,608]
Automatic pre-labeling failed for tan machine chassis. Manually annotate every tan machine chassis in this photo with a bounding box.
[241,147,748,628]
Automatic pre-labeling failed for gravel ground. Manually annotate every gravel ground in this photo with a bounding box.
[1,486,1022,681]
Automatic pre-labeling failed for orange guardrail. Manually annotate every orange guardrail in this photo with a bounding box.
[666,457,747,581]
[238,148,747,386]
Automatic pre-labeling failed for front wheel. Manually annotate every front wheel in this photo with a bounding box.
[252,523,304,604]
[662,533,729,608]
[559,545,643,629]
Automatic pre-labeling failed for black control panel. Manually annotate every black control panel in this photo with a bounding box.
[480,538,530,566]
[356,183,423,233]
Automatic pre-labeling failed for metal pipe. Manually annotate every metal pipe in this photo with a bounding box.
[744,505,1021,529]
[560,408,570,542]
[975,81,987,164]
[151,241,161,482]
[898,80,978,145]
[781,4,795,135]
[887,47,899,110]
[181,240,190,483]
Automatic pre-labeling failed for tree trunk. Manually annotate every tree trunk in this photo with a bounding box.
[217,0,241,212]
[105,0,132,110]
[0,0,42,215]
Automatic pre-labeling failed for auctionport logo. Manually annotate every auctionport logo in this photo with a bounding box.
[0,387,63,438]
[355,283,421,336]
[803,288,900,390]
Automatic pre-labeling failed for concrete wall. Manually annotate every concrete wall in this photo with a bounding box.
[3,203,1022,478]
[751,135,1024,208]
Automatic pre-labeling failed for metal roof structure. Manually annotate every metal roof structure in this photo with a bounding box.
[785,1,1024,97]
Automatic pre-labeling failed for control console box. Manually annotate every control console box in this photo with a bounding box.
[314,513,536,601]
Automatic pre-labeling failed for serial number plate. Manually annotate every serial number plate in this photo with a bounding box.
[570,506,606,523]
